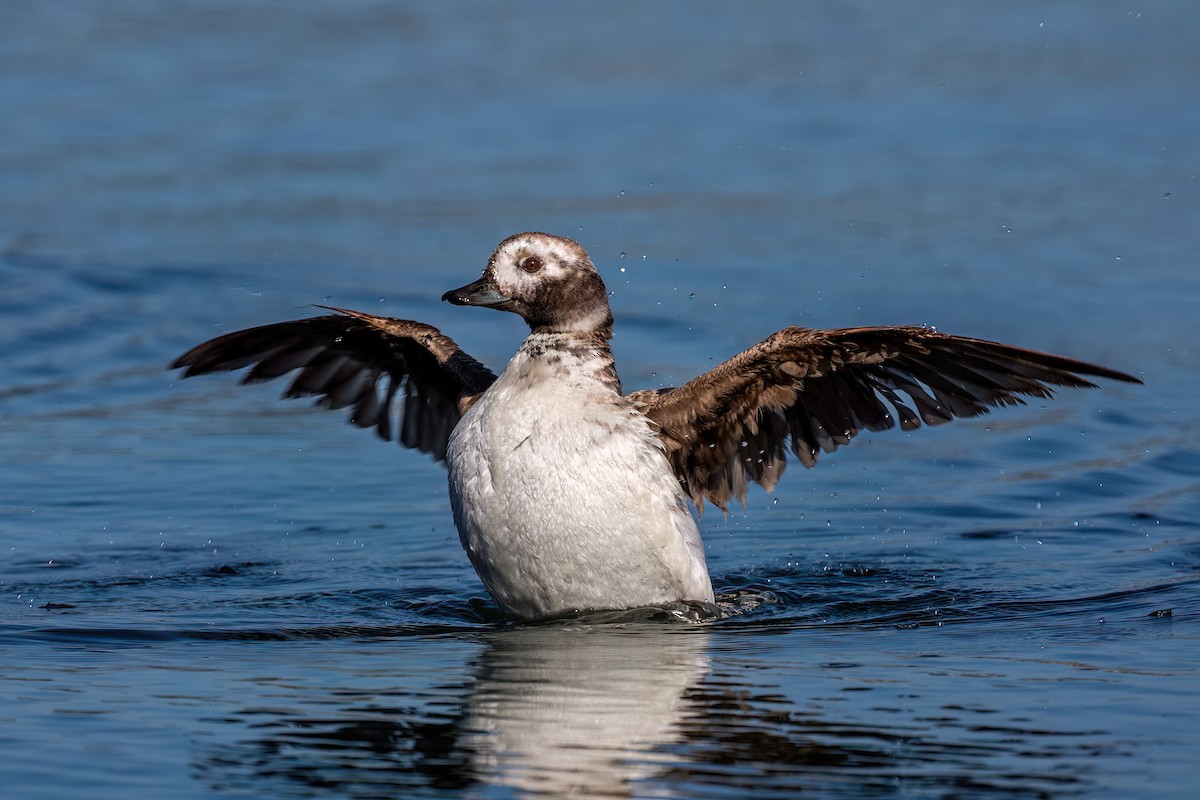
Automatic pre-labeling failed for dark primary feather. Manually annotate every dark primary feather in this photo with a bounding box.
[629,326,1142,510]
[170,307,496,460]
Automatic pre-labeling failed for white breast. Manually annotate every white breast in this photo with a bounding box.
[445,343,713,621]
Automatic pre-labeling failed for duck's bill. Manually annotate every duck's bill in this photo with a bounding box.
[442,278,512,307]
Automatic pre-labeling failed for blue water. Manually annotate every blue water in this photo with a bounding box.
[3,2,1198,798]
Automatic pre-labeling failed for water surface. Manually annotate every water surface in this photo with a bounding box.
[2,2,1198,798]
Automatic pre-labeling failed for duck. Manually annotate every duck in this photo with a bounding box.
[171,232,1141,621]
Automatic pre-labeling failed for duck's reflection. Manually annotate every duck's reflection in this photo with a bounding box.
[194,621,711,798]
[194,620,1101,798]
[462,623,710,796]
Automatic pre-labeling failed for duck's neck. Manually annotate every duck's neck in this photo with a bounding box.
[516,331,622,395]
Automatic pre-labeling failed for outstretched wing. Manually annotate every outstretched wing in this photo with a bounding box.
[171,306,497,460]
[628,326,1141,510]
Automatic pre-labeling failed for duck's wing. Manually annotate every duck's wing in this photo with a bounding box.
[170,306,497,461]
[628,326,1141,510]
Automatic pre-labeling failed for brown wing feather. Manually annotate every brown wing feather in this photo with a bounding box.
[632,326,1141,510]
[170,306,496,461]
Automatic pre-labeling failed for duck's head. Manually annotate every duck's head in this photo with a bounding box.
[442,232,613,337]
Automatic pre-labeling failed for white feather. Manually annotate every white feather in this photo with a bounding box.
[446,336,713,621]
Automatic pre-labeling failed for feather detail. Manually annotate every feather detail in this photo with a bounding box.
[632,326,1141,510]
[171,307,496,461]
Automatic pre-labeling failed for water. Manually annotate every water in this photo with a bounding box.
[2,2,1198,797]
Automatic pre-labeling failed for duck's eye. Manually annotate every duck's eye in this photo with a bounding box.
[519,256,543,274]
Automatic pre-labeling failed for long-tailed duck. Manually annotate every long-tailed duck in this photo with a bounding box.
[172,232,1140,621]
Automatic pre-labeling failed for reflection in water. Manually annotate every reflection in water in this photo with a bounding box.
[193,621,1115,799]
[462,624,710,797]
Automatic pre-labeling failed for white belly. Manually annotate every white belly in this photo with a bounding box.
[445,373,713,621]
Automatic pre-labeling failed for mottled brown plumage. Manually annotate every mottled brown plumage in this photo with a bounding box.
[171,306,495,460]
[172,234,1141,511]
[628,325,1140,510]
